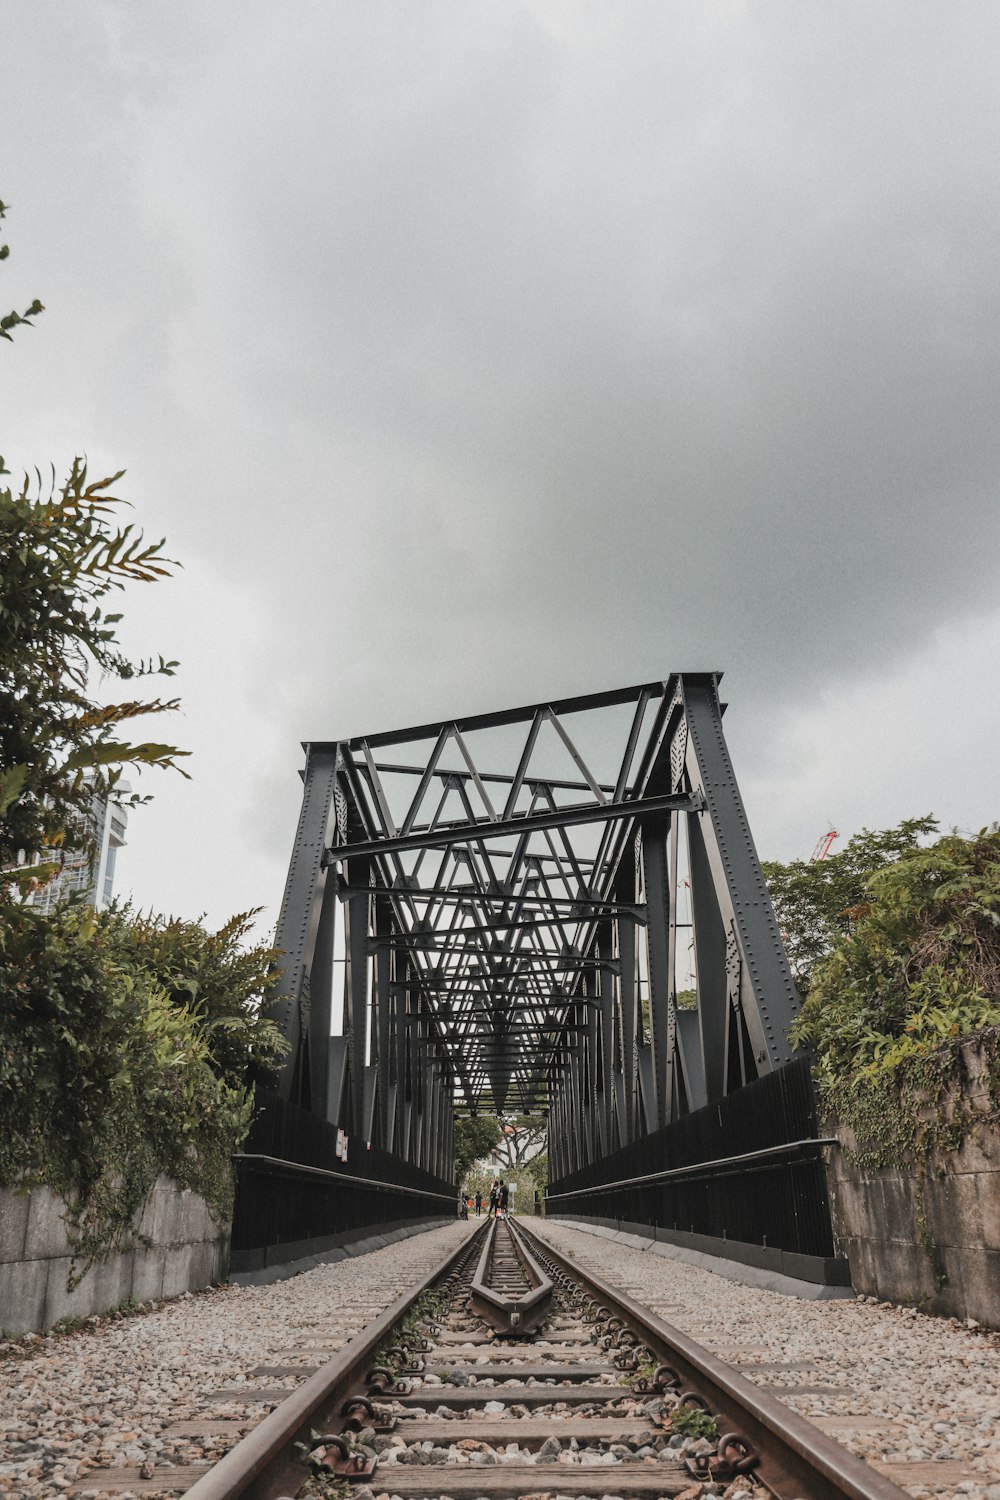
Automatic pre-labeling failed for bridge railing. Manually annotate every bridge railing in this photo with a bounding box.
[230,1090,457,1274]
[545,1058,849,1285]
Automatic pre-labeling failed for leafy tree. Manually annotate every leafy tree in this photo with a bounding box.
[0,460,189,889]
[762,816,937,990]
[453,1113,502,1181]
[1,194,185,893]
[493,1113,547,1171]
[454,1113,548,1185]
[521,1148,548,1196]
[790,826,1000,1082]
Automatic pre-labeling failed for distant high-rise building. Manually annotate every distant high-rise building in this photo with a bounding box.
[27,785,130,914]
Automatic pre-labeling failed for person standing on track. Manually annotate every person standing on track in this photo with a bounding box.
[499,1179,509,1218]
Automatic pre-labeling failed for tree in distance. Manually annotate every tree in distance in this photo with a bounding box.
[454,1113,503,1183]
[762,816,937,994]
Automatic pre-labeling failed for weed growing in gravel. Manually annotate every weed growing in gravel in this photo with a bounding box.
[669,1405,719,1442]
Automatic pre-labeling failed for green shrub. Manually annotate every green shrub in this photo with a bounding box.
[96,904,285,1093]
[0,901,285,1280]
[790,827,1000,1168]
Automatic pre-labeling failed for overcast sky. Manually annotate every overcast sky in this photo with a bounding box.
[4,2,999,934]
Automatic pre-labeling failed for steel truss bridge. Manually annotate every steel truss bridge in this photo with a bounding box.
[232,674,839,1280]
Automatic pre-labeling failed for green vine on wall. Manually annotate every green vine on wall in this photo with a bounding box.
[820,1027,1000,1292]
[783,827,1000,1286]
[0,902,285,1286]
[822,1026,1000,1174]
[791,825,1000,1156]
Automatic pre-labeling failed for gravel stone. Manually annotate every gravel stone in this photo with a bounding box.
[0,1220,471,1498]
[538,1220,1000,1498]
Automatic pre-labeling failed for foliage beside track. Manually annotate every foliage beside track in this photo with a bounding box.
[784,826,1000,1169]
[0,901,285,1282]
[0,202,284,1280]
[762,816,937,992]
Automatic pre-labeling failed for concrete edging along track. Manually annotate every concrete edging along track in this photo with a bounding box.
[547,1216,857,1301]
[228,1218,455,1288]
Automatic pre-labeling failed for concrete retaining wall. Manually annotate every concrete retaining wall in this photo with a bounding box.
[826,1039,1000,1325]
[0,1176,229,1335]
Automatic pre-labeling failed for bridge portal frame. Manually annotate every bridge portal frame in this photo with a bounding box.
[265,673,801,1189]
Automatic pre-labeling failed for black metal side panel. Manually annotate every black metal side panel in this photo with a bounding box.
[232,1090,457,1272]
[545,1057,845,1281]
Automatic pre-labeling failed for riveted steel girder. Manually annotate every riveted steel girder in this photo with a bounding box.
[269,674,801,1186]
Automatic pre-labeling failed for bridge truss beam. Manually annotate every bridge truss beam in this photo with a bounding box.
[267,673,800,1185]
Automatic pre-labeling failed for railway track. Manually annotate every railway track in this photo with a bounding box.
[469,1217,554,1336]
[61,1216,929,1500]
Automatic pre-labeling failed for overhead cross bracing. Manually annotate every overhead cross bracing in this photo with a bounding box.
[267,673,801,1174]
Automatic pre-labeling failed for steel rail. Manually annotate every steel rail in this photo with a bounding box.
[183,1225,485,1500]
[468,1216,554,1335]
[522,1220,909,1500]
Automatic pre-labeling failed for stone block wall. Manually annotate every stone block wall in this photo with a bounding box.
[825,1039,1000,1326]
[0,1176,230,1335]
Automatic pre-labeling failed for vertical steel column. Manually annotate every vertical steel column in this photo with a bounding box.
[384,957,402,1155]
[585,974,600,1167]
[610,922,628,1154]
[559,1073,569,1181]
[395,960,413,1158]
[374,905,392,1150]
[687,810,730,1103]
[640,815,674,1130]
[412,1006,429,1171]
[344,883,370,1137]
[307,873,338,1117]
[565,1042,580,1176]
[549,1069,565,1180]
[667,813,708,1113]
[444,1085,454,1184]
[617,911,639,1145]
[429,1061,443,1180]
[268,746,342,1107]
[681,675,799,1079]
[596,925,616,1155]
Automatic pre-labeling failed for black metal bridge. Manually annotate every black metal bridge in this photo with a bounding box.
[231,673,845,1285]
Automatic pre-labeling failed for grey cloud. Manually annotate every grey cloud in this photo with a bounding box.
[3,1,999,920]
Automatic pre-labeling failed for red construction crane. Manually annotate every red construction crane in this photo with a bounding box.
[810,828,838,862]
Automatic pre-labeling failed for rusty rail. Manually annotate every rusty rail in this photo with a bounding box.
[182,1225,483,1500]
[468,1216,554,1336]
[523,1220,910,1500]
